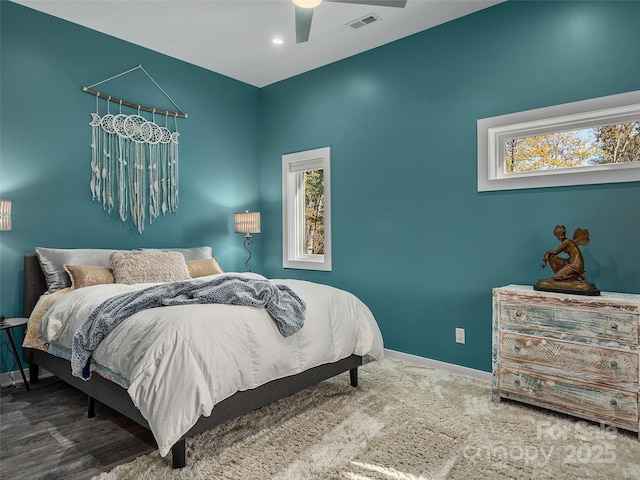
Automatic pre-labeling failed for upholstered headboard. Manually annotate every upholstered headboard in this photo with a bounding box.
[23,254,47,318]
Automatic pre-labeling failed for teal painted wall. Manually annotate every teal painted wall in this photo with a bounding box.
[0,2,261,373]
[259,0,640,371]
[1,1,639,377]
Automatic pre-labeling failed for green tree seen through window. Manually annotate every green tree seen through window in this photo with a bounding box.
[304,169,324,255]
[505,121,640,173]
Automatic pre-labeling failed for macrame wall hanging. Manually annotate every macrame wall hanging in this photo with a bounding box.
[83,65,188,234]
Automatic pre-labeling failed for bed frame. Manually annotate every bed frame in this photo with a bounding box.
[21,254,362,469]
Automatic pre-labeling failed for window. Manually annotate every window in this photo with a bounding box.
[478,90,640,191]
[282,147,331,271]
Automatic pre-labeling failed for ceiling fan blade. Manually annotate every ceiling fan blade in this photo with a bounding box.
[295,6,314,44]
[325,0,407,7]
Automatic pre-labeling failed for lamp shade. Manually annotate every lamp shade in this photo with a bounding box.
[234,210,261,234]
[0,199,11,231]
[291,0,322,8]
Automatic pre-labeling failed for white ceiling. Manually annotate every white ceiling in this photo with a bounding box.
[12,0,503,88]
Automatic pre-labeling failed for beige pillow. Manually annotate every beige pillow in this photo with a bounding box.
[63,265,115,290]
[138,246,213,261]
[110,250,190,284]
[36,247,117,292]
[186,258,224,278]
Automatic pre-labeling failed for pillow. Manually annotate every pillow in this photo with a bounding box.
[138,246,213,261]
[36,247,117,293]
[186,258,224,278]
[110,250,191,284]
[63,265,115,291]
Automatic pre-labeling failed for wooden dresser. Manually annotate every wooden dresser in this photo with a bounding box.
[492,285,640,437]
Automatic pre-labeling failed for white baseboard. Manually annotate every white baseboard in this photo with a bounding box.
[384,349,492,383]
[1,367,52,388]
[1,369,28,388]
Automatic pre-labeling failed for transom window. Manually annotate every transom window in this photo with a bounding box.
[505,122,639,174]
[478,90,640,191]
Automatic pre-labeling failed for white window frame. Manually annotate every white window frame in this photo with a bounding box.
[477,90,640,192]
[282,146,332,271]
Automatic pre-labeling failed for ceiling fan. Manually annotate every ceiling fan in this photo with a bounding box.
[291,0,408,44]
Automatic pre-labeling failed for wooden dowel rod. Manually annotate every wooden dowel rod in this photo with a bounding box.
[82,87,188,118]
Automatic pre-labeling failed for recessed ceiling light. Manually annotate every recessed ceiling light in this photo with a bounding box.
[272,38,284,45]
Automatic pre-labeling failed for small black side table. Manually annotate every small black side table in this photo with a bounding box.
[1,317,29,390]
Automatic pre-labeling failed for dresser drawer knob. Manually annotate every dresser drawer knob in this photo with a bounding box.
[610,323,618,330]
[514,379,521,386]
[514,345,521,352]
[610,398,618,407]
[515,309,523,318]
[610,361,618,369]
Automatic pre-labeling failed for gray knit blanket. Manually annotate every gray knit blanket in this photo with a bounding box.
[71,275,306,380]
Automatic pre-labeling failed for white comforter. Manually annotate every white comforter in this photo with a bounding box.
[36,273,384,456]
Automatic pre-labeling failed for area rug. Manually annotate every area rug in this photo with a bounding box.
[93,358,640,480]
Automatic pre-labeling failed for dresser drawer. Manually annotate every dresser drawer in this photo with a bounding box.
[500,332,639,384]
[498,366,639,426]
[500,301,638,345]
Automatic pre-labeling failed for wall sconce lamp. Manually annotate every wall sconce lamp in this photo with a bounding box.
[234,210,261,272]
[0,199,11,231]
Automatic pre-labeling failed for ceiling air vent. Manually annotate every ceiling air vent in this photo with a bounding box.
[347,13,381,30]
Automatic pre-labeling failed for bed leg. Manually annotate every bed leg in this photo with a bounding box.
[171,439,186,469]
[88,396,96,418]
[29,364,39,384]
[349,367,358,387]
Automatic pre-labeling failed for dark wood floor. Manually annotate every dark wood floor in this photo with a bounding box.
[0,376,156,480]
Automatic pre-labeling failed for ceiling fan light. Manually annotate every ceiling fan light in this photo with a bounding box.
[292,0,322,8]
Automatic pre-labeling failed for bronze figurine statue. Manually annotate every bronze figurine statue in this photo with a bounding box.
[534,225,600,295]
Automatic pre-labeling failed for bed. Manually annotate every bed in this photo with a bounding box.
[21,249,384,469]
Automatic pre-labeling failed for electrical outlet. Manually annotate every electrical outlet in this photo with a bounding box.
[455,328,465,344]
